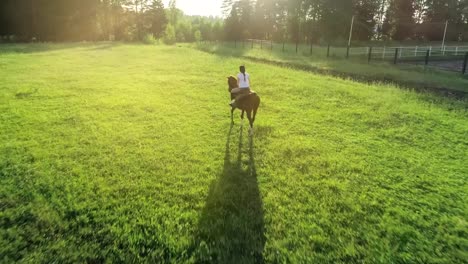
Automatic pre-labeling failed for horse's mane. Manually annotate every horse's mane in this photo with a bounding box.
[227,75,237,89]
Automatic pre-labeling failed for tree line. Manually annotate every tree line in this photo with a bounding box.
[224,0,468,44]
[1,0,467,44]
[0,0,224,42]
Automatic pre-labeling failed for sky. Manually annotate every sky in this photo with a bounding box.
[163,0,223,17]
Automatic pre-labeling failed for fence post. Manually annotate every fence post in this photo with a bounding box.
[462,52,468,74]
[346,45,350,59]
[282,41,285,52]
[310,41,313,55]
[455,46,458,56]
[415,46,418,57]
[251,39,254,49]
[271,40,273,50]
[429,46,432,56]
[368,46,373,63]
[260,40,263,49]
[382,46,386,60]
[393,48,399,64]
[327,44,330,58]
[425,50,430,67]
[296,41,298,54]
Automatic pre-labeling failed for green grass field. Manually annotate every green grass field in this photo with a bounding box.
[195,42,468,93]
[1,43,467,263]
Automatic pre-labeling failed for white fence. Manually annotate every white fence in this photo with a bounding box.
[349,45,468,59]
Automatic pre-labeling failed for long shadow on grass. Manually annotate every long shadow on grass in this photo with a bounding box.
[192,123,265,263]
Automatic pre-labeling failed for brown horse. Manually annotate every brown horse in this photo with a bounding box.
[227,76,261,129]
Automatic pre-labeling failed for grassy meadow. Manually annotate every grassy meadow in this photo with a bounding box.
[0,43,467,263]
[195,42,468,93]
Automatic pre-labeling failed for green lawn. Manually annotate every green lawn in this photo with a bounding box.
[0,43,467,263]
[194,42,468,94]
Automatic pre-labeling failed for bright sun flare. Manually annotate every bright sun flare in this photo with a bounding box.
[163,0,223,17]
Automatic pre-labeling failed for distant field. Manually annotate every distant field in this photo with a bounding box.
[195,42,468,93]
[0,43,467,263]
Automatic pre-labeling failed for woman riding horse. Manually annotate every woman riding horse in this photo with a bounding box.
[229,65,251,108]
[227,66,260,129]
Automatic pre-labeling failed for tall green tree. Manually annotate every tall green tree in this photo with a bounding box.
[319,0,355,42]
[252,0,277,39]
[223,0,254,40]
[353,0,380,41]
[224,1,242,40]
[145,0,167,38]
[382,0,415,40]
[423,0,464,40]
[168,0,179,26]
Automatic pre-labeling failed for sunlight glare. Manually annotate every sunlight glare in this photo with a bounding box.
[163,0,223,17]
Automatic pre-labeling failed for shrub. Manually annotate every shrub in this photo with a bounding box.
[142,34,157,45]
[176,32,185,42]
[194,30,202,42]
[163,24,176,45]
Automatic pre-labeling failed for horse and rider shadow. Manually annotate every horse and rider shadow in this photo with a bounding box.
[191,122,266,263]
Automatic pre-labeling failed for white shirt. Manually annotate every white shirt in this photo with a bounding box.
[237,72,250,88]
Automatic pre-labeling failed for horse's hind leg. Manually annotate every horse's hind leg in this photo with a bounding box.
[247,110,254,129]
[247,110,254,136]
[252,105,258,125]
[231,108,235,124]
[241,110,245,120]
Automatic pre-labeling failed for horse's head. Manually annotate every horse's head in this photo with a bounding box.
[227,76,237,92]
